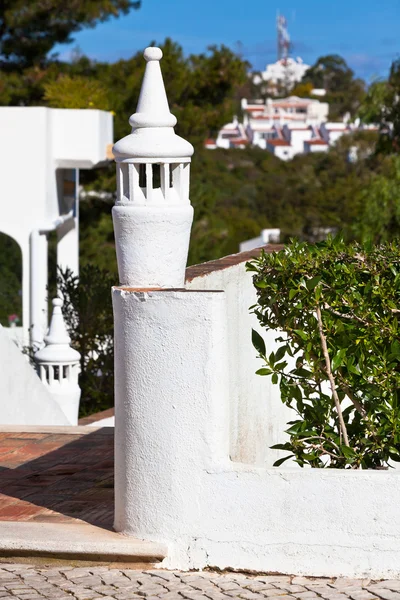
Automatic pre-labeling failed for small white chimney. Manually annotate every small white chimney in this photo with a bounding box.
[34,298,81,425]
[112,47,194,288]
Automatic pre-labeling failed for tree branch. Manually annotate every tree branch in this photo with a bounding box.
[322,302,368,325]
[316,304,350,447]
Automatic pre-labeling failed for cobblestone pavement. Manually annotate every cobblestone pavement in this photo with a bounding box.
[0,564,399,600]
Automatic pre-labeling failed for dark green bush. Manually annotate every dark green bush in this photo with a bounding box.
[248,237,400,469]
[57,265,114,417]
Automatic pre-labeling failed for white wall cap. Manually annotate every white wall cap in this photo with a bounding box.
[34,299,80,364]
[113,47,194,161]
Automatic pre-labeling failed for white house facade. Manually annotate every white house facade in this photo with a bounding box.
[0,107,113,346]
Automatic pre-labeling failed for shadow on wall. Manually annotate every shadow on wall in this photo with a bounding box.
[0,429,114,530]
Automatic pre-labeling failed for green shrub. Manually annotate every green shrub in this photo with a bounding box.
[57,265,114,417]
[247,237,400,469]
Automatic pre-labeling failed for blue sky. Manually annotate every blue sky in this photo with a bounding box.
[55,0,400,82]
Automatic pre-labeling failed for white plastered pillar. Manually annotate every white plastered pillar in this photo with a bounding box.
[57,217,79,277]
[57,169,79,278]
[30,229,48,346]
[111,47,230,551]
[113,288,229,541]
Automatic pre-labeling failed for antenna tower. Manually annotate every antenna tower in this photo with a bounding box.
[277,13,290,61]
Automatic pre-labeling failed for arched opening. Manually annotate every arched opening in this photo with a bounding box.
[0,233,22,327]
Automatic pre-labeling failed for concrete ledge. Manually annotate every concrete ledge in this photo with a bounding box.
[0,522,167,563]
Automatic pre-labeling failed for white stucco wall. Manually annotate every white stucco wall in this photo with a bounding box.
[186,258,292,467]
[0,107,113,343]
[112,285,400,578]
[0,326,69,425]
[164,464,400,578]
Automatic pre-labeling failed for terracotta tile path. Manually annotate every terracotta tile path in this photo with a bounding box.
[0,429,114,529]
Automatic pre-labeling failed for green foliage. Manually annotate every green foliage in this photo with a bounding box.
[57,265,114,417]
[248,237,400,469]
[302,54,365,119]
[358,59,400,154]
[43,74,111,109]
[0,0,140,70]
[77,146,399,271]
[352,157,400,243]
[0,233,22,327]
[358,80,389,124]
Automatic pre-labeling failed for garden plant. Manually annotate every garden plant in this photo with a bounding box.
[248,237,400,469]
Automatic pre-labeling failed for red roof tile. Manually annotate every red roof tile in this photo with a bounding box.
[306,139,328,145]
[267,139,291,146]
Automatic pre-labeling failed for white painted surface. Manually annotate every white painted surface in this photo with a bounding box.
[113,288,229,537]
[162,464,400,578]
[88,416,115,427]
[0,107,113,344]
[35,299,81,425]
[0,521,166,562]
[240,229,281,252]
[112,205,193,287]
[253,57,310,89]
[187,258,291,467]
[0,325,69,426]
[113,48,193,161]
[112,48,194,287]
[112,286,400,578]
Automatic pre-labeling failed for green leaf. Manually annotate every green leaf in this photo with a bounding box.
[275,345,287,361]
[306,276,322,291]
[256,368,272,376]
[252,329,266,356]
[331,348,347,371]
[271,373,279,385]
[255,279,268,289]
[273,455,295,467]
[293,329,308,341]
[341,445,357,459]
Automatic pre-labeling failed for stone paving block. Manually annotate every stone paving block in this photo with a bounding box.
[259,579,292,585]
[366,591,400,600]
[374,586,400,593]
[348,591,378,600]
[243,584,275,593]
[216,582,244,592]
[261,596,296,600]
[146,572,179,583]
[180,592,211,599]
[1,566,400,600]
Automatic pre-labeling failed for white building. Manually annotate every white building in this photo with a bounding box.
[253,57,310,93]
[214,116,249,149]
[320,121,349,145]
[0,107,113,346]
[210,97,362,159]
[304,137,329,153]
[239,228,281,251]
[243,96,329,128]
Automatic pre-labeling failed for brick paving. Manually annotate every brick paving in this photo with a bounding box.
[0,430,113,528]
[0,565,397,600]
